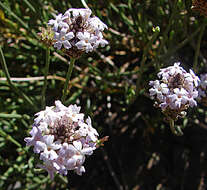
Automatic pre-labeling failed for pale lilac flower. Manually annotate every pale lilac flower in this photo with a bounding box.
[48,14,63,31]
[47,8,108,57]
[93,31,108,49]
[38,135,61,161]
[185,69,200,87]
[64,8,92,20]
[75,166,85,176]
[76,32,98,52]
[149,62,199,120]
[37,160,57,179]
[54,30,74,50]
[34,106,57,126]
[73,141,94,156]
[173,88,188,108]
[88,17,108,31]
[24,126,42,147]
[25,100,100,179]
[198,74,207,101]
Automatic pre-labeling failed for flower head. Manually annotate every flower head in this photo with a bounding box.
[24,100,100,179]
[149,62,200,120]
[197,73,207,106]
[46,8,108,58]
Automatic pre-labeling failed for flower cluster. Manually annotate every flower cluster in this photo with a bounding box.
[47,8,108,58]
[149,62,200,120]
[24,100,99,179]
[197,73,207,105]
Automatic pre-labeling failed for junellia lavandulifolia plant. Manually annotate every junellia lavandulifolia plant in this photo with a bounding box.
[39,8,108,104]
[26,8,109,179]
[149,63,200,136]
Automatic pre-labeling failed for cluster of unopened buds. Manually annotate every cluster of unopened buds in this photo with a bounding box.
[197,73,207,105]
[25,100,102,179]
[149,62,200,122]
[40,8,108,58]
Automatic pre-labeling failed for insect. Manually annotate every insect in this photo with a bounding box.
[170,73,184,89]
[75,15,84,27]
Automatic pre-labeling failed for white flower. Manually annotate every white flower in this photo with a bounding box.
[88,17,108,31]
[37,160,57,179]
[198,88,206,98]
[24,126,42,147]
[34,106,57,126]
[48,14,65,32]
[38,135,61,160]
[64,8,92,20]
[54,30,74,50]
[149,62,199,120]
[173,88,188,108]
[75,166,85,176]
[38,122,49,133]
[25,100,100,179]
[47,8,108,55]
[197,73,207,101]
[93,31,108,48]
[185,69,200,87]
[149,80,169,102]
[73,141,94,156]
[76,32,98,52]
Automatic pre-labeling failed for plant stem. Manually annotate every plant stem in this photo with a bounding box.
[169,119,176,135]
[61,58,76,103]
[0,2,28,29]
[81,0,89,9]
[169,119,183,136]
[0,129,21,147]
[193,19,206,73]
[41,48,50,109]
[23,0,36,13]
[0,113,22,119]
[0,46,38,111]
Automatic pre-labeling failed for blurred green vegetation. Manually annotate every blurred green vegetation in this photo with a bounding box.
[1,0,207,189]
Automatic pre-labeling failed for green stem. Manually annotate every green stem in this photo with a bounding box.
[0,113,22,119]
[169,119,176,135]
[23,0,36,13]
[65,75,89,105]
[0,46,38,111]
[58,175,68,184]
[169,119,183,136]
[61,58,76,103]
[193,19,206,73]
[41,48,50,109]
[0,2,28,29]
[0,128,21,147]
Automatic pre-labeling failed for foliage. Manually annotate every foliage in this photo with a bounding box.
[0,0,207,189]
